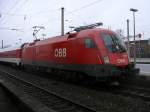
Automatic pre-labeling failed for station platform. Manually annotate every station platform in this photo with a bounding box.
[130,58,150,64]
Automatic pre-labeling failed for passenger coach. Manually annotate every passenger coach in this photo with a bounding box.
[0,45,22,66]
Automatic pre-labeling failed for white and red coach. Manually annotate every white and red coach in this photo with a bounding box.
[0,45,22,66]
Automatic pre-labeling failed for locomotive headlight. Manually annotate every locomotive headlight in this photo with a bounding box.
[103,56,109,64]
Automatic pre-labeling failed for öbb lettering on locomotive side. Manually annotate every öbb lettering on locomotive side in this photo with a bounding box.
[0,22,139,81]
[54,48,67,58]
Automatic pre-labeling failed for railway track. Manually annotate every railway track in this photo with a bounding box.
[0,65,150,111]
[86,82,150,104]
[1,67,150,104]
[0,69,97,112]
[115,85,150,102]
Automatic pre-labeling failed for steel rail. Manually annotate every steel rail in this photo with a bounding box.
[115,85,150,102]
[0,69,97,112]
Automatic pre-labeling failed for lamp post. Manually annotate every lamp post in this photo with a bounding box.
[127,19,130,60]
[130,8,138,64]
[61,7,64,36]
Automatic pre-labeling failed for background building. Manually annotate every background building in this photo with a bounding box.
[128,39,150,58]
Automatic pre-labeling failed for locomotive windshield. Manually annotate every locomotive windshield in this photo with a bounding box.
[101,33,127,53]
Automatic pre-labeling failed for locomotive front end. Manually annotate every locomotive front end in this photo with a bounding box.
[96,30,139,79]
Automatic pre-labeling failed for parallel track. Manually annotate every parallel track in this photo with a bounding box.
[115,85,150,102]
[0,69,96,112]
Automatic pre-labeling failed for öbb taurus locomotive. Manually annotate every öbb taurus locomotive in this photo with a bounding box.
[0,23,139,80]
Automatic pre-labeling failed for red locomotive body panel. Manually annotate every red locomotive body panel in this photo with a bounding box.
[22,29,104,65]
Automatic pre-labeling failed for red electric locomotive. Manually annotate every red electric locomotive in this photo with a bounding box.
[21,23,139,79]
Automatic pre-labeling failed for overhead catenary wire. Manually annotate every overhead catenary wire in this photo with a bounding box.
[0,0,28,26]
[0,27,12,30]
[66,0,103,14]
[1,0,105,44]
[11,0,29,15]
[1,0,103,29]
[0,0,63,34]
[0,27,23,31]
[41,0,103,30]
[0,0,22,24]
[25,0,64,17]
[0,12,25,17]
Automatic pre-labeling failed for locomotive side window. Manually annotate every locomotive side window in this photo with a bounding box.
[84,38,96,48]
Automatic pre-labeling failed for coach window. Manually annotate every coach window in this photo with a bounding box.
[84,38,96,48]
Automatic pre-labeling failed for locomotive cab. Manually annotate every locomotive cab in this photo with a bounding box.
[74,25,139,79]
[100,32,129,66]
[94,30,139,78]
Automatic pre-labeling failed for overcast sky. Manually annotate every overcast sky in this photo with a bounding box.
[0,0,150,46]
